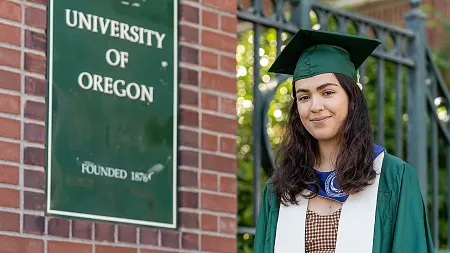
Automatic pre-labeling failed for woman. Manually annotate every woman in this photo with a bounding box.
[253,29,434,253]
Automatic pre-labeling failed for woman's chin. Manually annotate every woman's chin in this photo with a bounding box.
[310,131,338,142]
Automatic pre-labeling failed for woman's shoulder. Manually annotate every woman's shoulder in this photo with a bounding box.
[379,152,419,189]
[263,177,280,210]
[381,153,417,175]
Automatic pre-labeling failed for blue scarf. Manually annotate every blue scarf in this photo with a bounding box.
[305,144,386,203]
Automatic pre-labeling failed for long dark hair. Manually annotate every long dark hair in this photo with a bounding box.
[271,73,376,205]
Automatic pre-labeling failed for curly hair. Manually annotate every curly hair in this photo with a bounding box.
[271,73,376,205]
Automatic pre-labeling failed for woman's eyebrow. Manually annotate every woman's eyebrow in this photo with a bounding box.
[295,83,339,93]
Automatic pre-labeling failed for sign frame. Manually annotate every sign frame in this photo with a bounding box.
[45,0,179,229]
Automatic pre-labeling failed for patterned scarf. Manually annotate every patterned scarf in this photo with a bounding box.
[305,144,386,203]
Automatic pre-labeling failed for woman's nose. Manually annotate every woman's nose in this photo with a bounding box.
[310,100,325,113]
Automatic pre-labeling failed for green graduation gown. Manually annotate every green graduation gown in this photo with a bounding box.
[253,153,434,253]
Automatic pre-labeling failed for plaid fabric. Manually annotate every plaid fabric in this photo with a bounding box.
[305,209,342,253]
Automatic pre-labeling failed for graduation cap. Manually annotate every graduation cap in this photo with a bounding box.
[268,29,382,88]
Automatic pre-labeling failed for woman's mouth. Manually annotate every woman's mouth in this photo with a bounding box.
[311,116,331,124]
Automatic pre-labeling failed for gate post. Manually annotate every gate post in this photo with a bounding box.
[405,1,428,199]
[291,0,312,29]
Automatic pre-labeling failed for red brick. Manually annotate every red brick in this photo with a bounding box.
[96,246,136,253]
[181,68,198,86]
[25,52,46,75]
[25,30,46,52]
[25,75,47,97]
[180,211,199,229]
[203,0,237,14]
[24,169,45,190]
[180,45,198,64]
[179,169,198,187]
[25,100,46,121]
[0,211,19,232]
[179,190,198,208]
[180,109,198,127]
[220,97,236,115]
[181,4,199,23]
[180,24,198,43]
[220,217,237,234]
[201,235,236,253]
[0,0,21,22]
[0,23,20,46]
[95,222,115,242]
[0,164,18,185]
[201,133,217,151]
[220,55,236,74]
[202,114,237,134]
[180,88,198,106]
[25,7,46,29]
[24,147,45,166]
[118,225,136,243]
[201,93,218,111]
[202,153,236,173]
[161,230,180,248]
[201,193,236,213]
[24,123,45,144]
[23,214,45,234]
[0,141,20,162]
[142,250,178,253]
[182,232,198,250]
[180,129,198,148]
[201,214,218,231]
[202,51,218,69]
[0,188,19,208]
[0,47,20,68]
[24,191,45,211]
[0,69,20,91]
[140,227,158,245]
[72,220,92,240]
[201,72,236,94]
[220,137,236,154]
[202,10,218,29]
[28,0,47,5]
[48,241,91,253]
[180,150,198,167]
[0,93,20,115]
[220,176,237,194]
[0,235,43,253]
[202,30,236,53]
[221,15,238,34]
[0,117,20,139]
[200,172,218,191]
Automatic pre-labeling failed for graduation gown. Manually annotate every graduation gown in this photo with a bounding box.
[253,152,434,253]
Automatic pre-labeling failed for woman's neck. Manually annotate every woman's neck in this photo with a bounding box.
[315,140,340,172]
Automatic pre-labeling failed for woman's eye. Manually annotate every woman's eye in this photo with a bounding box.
[298,95,309,101]
[323,90,334,96]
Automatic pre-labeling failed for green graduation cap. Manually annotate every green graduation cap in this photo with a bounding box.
[268,29,382,85]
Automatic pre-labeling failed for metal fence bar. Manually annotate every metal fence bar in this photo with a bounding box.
[405,6,428,199]
[376,56,385,146]
[430,79,439,247]
[237,11,299,33]
[448,120,450,245]
[358,23,367,92]
[312,2,416,38]
[252,23,262,226]
[395,64,404,159]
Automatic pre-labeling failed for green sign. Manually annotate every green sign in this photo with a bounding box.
[46,0,178,228]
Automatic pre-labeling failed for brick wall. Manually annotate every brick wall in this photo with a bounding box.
[0,0,238,252]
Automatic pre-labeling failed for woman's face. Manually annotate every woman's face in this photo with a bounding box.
[294,73,349,143]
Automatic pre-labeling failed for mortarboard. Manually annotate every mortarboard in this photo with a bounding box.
[268,29,382,87]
